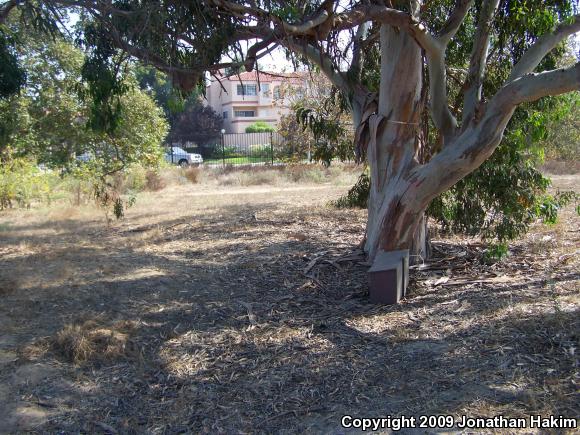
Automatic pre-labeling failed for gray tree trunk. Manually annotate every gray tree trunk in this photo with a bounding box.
[363,23,428,264]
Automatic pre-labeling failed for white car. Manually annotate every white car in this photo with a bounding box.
[165,147,203,167]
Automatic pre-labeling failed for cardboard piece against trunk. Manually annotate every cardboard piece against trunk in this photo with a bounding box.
[368,249,410,304]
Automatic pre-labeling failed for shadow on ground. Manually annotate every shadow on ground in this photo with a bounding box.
[0,196,578,433]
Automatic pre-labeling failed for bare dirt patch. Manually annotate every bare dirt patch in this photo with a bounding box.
[0,175,578,433]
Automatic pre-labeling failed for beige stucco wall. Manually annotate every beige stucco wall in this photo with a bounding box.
[206,76,300,133]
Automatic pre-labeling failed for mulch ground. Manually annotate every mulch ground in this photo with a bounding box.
[0,180,578,434]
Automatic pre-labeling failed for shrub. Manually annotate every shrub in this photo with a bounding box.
[240,171,279,186]
[125,164,147,191]
[61,174,95,206]
[183,166,200,184]
[0,154,52,209]
[285,165,326,183]
[332,170,369,208]
[111,171,127,193]
[145,170,165,191]
[250,144,272,159]
[245,121,275,133]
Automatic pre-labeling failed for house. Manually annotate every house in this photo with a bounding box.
[205,71,308,133]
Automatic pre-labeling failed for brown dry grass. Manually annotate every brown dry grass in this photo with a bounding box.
[183,166,201,184]
[541,159,580,175]
[145,169,166,191]
[50,320,138,365]
[0,172,577,433]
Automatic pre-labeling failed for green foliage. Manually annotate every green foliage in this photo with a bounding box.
[245,121,275,133]
[135,66,198,121]
[0,23,168,173]
[0,26,26,98]
[0,22,168,219]
[332,170,370,209]
[427,147,550,242]
[0,95,35,153]
[135,66,222,146]
[297,106,344,160]
[277,112,313,162]
[483,243,510,263]
[293,89,353,166]
[78,21,130,133]
[427,99,579,243]
[168,102,222,145]
[537,191,579,224]
[540,92,580,162]
[334,97,579,246]
[0,152,52,209]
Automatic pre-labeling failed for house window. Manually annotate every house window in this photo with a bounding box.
[261,84,270,96]
[223,111,228,119]
[237,84,257,96]
[273,86,280,99]
[234,110,255,117]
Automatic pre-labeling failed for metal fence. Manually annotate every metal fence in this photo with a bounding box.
[179,132,310,166]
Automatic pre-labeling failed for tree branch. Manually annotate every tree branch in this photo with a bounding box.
[495,63,580,107]
[283,37,350,94]
[243,37,276,72]
[205,0,266,21]
[425,43,459,142]
[348,21,369,79]
[337,4,412,27]
[437,0,474,44]
[282,9,331,35]
[0,0,20,25]
[423,0,475,143]
[462,0,500,128]
[337,2,466,143]
[508,14,580,82]
[412,62,580,210]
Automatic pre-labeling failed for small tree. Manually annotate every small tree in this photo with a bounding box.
[278,72,354,165]
[168,103,223,146]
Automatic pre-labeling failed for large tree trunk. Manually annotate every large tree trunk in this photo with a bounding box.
[362,23,428,265]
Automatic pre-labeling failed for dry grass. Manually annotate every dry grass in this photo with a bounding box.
[0,174,577,433]
[208,163,359,188]
[144,169,166,191]
[51,320,138,365]
[183,166,201,184]
[541,159,580,175]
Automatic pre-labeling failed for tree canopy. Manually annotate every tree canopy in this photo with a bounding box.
[0,18,168,171]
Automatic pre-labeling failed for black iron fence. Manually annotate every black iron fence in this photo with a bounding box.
[177,132,311,166]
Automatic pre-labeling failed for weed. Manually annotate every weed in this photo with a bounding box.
[483,243,509,263]
[145,170,166,191]
[240,171,279,186]
[0,154,52,209]
[183,166,201,184]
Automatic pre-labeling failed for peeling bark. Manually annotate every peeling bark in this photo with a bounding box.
[363,23,427,264]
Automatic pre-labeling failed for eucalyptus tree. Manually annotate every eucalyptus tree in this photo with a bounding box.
[2,0,579,264]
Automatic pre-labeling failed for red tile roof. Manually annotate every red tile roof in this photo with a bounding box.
[214,70,307,83]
